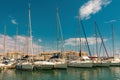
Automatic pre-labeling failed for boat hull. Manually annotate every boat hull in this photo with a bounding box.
[110,61,120,66]
[16,62,34,70]
[68,62,93,68]
[22,63,34,70]
[93,62,110,67]
[34,61,54,70]
[54,62,67,69]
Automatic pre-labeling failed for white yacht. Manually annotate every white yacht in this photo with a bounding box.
[68,56,93,68]
[93,58,110,67]
[53,59,67,69]
[16,0,35,71]
[16,60,34,70]
[21,61,34,70]
[0,59,16,69]
[34,61,54,70]
[110,58,120,66]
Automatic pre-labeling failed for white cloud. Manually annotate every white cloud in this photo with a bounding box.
[9,15,18,25]
[38,39,42,42]
[64,37,107,46]
[11,19,18,25]
[0,34,42,54]
[79,0,112,20]
[105,19,118,23]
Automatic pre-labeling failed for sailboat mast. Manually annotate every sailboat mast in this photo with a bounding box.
[15,25,18,53]
[81,21,92,56]
[28,1,33,58]
[26,36,29,55]
[78,14,82,57]
[4,25,6,56]
[78,14,92,56]
[94,21,109,58]
[37,40,39,54]
[56,7,59,52]
[94,22,99,57]
[111,24,114,58]
[56,7,64,53]
[38,39,41,54]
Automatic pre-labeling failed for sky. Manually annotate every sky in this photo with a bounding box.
[0,0,120,56]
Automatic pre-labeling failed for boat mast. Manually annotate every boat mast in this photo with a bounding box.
[4,25,6,57]
[81,21,92,56]
[28,0,33,59]
[56,7,59,52]
[94,22,99,58]
[38,39,41,54]
[56,5,64,54]
[15,25,18,53]
[111,24,114,59]
[26,36,29,55]
[37,40,39,54]
[78,14,82,57]
[94,21,109,58]
[19,39,21,52]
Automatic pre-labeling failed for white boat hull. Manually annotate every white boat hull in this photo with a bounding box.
[22,63,34,70]
[68,61,93,68]
[93,62,110,67]
[16,62,34,70]
[34,61,54,70]
[54,62,67,69]
[0,63,16,69]
[110,61,120,66]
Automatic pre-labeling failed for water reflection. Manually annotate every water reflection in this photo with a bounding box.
[0,67,120,80]
[110,67,120,79]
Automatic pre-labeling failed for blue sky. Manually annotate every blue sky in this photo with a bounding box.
[0,0,120,56]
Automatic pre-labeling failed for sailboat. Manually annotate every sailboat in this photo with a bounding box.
[52,7,67,69]
[92,21,110,67]
[110,58,120,66]
[67,13,93,68]
[110,24,120,66]
[0,25,7,70]
[0,25,16,69]
[34,6,67,70]
[16,1,34,70]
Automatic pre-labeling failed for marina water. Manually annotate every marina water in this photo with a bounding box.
[0,67,120,80]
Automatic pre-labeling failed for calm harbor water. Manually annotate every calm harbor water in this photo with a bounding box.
[0,67,120,80]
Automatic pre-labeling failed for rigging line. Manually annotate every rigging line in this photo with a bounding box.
[94,22,99,58]
[111,24,114,58]
[4,25,6,56]
[99,42,102,57]
[80,21,92,56]
[78,13,82,56]
[95,21,109,58]
[57,9,64,52]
